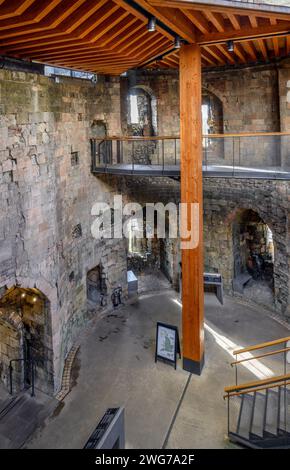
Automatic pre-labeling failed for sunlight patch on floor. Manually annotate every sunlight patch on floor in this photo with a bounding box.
[172,298,274,380]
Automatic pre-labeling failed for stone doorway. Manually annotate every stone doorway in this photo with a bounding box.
[86,265,107,310]
[233,209,274,306]
[0,287,54,395]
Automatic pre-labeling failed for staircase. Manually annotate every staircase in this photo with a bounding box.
[225,335,290,449]
[0,389,58,448]
[229,387,290,448]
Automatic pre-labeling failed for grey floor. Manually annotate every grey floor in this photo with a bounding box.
[23,289,289,449]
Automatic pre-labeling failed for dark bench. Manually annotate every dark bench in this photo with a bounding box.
[204,272,223,305]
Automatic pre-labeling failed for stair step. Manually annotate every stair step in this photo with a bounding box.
[250,434,290,449]
[0,390,58,449]
[237,394,254,439]
[279,387,290,432]
[0,394,25,420]
[264,389,279,436]
[251,392,266,438]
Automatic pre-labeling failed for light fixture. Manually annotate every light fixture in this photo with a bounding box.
[21,293,26,298]
[33,297,37,303]
[174,35,181,49]
[227,40,234,52]
[148,16,156,32]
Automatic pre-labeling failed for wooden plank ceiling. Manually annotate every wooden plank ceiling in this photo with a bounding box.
[0,0,290,74]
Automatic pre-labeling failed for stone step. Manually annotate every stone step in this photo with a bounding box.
[0,389,58,449]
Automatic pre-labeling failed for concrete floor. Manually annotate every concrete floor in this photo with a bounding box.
[24,290,289,449]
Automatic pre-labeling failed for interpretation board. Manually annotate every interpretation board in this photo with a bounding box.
[155,322,181,369]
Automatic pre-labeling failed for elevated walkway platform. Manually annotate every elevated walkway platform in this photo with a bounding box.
[92,163,290,180]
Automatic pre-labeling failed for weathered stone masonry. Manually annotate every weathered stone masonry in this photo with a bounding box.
[1,57,290,393]
[0,70,128,392]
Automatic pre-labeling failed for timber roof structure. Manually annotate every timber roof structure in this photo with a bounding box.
[0,0,290,74]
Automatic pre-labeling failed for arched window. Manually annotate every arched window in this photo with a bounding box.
[127,86,157,136]
[202,90,224,158]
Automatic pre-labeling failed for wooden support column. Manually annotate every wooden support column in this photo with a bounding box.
[180,44,204,375]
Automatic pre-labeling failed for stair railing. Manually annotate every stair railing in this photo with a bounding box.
[224,374,290,441]
[225,335,290,445]
[231,335,290,386]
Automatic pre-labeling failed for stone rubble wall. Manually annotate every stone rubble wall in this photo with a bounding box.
[0,70,127,392]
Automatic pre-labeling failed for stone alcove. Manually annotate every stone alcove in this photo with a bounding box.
[0,286,54,395]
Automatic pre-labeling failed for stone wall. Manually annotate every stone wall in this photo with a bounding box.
[118,174,290,319]
[129,65,281,168]
[0,70,128,392]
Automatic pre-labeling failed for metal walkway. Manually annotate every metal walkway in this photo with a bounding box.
[92,163,290,180]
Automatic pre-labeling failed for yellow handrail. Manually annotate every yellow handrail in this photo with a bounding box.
[224,373,290,395]
[233,336,290,356]
[231,347,290,366]
[91,131,290,141]
[224,380,290,400]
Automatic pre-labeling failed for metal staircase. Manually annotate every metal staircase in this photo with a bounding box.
[224,336,290,449]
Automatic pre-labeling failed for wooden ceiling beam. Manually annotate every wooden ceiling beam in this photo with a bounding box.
[242,41,257,62]
[148,0,290,22]
[180,9,210,34]
[0,0,89,39]
[287,35,290,54]
[0,0,37,20]
[215,43,235,64]
[227,13,241,31]
[204,10,225,33]
[234,43,247,63]
[0,0,63,30]
[197,22,290,45]
[258,38,268,60]
[249,15,258,29]
[202,45,226,65]
[272,37,280,57]
[133,0,196,42]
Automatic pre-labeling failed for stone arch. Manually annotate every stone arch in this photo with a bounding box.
[232,208,276,308]
[128,85,157,136]
[202,88,224,162]
[0,285,54,395]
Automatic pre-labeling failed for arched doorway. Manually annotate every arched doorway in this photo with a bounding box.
[233,209,274,306]
[86,264,107,310]
[202,89,224,163]
[0,286,54,395]
[127,86,158,165]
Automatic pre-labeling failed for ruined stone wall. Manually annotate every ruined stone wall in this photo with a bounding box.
[203,178,290,318]
[0,70,127,392]
[119,174,290,319]
[131,65,280,167]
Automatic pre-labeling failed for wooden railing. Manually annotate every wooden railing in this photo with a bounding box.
[224,373,290,399]
[224,336,290,445]
[231,336,290,386]
[93,132,290,140]
[233,335,290,356]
